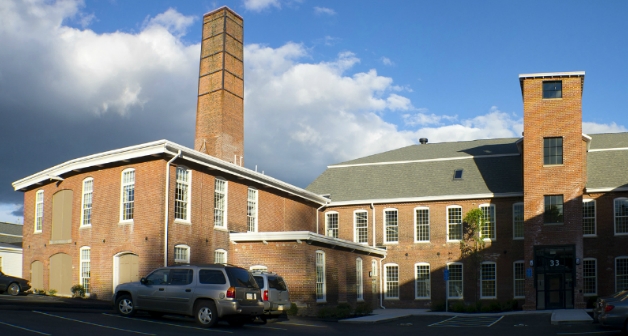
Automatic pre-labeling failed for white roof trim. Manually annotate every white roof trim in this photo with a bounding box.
[328,153,520,169]
[12,140,329,205]
[0,246,22,253]
[518,71,585,79]
[328,192,524,206]
[586,187,628,193]
[229,231,387,256]
[588,147,628,153]
[0,233,22,238]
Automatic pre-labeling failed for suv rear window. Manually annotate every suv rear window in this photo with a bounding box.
[254,276,264,289]
[226,267,258,288]
[199,269,226,284]
[268,276,287,291]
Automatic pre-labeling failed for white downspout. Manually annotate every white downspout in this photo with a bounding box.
[379,254,386,309]
[164,150,182,267]
[316,203,327,235]
[371,203,375,247]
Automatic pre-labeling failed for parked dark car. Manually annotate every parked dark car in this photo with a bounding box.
[113,264,263,327]
[0,271,31,296]
[594,290,628,323]
[597,290,628,334]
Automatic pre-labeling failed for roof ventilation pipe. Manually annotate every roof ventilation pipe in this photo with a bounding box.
[419,138,428,144]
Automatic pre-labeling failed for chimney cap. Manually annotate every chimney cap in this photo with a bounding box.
[419,138,428,144]
[203,6,243,20]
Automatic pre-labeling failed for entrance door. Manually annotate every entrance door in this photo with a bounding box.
[534,245,575,309]
[546,274,563,309]
[118,254,139,285]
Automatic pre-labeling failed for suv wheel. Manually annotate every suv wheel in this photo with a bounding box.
[115,294,136,317]
[194,300,217,328]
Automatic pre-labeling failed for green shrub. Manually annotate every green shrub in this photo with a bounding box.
[48,289,57,296]
[71,284,86,298]
[317,307,333,318]
[430,301,446,312]
[354,302,373,316]
[504,299,519,311]
[287,303,299,316]
[451,301,466,312]
[335,303,352,319]
[465,303,478,313]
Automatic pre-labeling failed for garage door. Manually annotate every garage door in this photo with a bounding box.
[50,253,72,296]
[30,261,44,291]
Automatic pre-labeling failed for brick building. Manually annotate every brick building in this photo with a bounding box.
[12,6,628,312]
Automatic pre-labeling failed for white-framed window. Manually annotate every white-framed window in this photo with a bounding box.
[616,257,628,292]
[214,249,227,264]
[175,167,191,221]
[214,178,227,228]
[316,251,326,302]
[415,263,430,299]
[372,260,378,277]
[384,208,398,243]
[81,178,93,227]
[614,198,628,235]
[325,212,339,238]
[583,199,596,236]
[356,258,363,301]
[480,204,496,240]
[447,206,462,241]
[80,247,91,294]
[247,187,258,232]
[384,263,399,299]
[481,262,497,298]
[583,258,597,296]
[354,210,368,244]
[35,190,44,233]
[513,261,525,298]
[513,203,524,240]
[414,207,430,242]
[120,168,135,221]
[447,263,463,299]
[174,244,190,263]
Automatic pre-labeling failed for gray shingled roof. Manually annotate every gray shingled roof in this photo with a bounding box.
[307,133,628,203]
[0,222,23,246]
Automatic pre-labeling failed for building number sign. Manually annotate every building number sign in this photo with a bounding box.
[549,259,560,267]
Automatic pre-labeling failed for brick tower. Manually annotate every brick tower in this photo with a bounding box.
[520,72,587,310]
[194,6,244,165]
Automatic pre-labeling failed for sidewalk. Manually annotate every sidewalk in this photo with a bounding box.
[339,308,593,324]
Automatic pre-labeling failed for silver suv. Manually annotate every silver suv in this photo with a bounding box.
[113,264,263,327]
[252,271,290,321]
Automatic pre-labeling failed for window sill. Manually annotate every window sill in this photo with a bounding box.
[583,234,597,238]
[80,225,92,230]
[414,241,430,244]
[118,220,134,225]
[383,242,399,245]
[34,231,42,234]
[513,237,524,240]
[384,298,400,301]
[415,297,430,300]
[544,223,563,226]
[543,164,564,168]
[174,219,192,225]
[214,226,229,232]
[316,300,327,304]
[614,232,628,236]
[174,260,189,264]
[480,296,497,300]
[513,296,525,299]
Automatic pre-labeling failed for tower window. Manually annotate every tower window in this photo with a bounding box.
[544,195,564,224]
[544,137,563,165]
[543,80,562,99]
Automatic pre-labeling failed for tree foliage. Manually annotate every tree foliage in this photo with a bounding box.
[460,208,486,258]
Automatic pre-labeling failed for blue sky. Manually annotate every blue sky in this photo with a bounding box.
[1,0,627,223]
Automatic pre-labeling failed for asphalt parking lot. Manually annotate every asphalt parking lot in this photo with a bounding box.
[0,294,622,336]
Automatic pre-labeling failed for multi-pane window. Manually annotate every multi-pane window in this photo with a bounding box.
[583,200,596,236]
[356,258,363,301]
[121,169,135,221]
[415,207,430,242]
[384,264,399,299]
[616,257,628,292]
[325,212,339,238]
[543,137,563,165]
[35,190,44,232]
[247,188,258,232]
[81,178,93,226]
[544,195,564,224]
[80,247,90,294]
[415,263,430,299]
[372,260,378,277]
[174,167,191,221]
[543,80,562,99]
[214,178,227,228]
[481,262,496,298]
[354,211,368,244]
[514,261,525,298]
[448,263,463,299]
[174,245,190,263]
[384,209,398,243]
[512,203,524,239]
[615,198,628,234]
[316,251,326,302]
[214,249,227,264]
[480,204,496,240]
[583,259,597,296]
[447,206,462,241]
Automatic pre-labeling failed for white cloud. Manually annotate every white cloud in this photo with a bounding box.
[0,203,23,224]
[243,0,281,12]
[314,6,336,16]
[381,57,394,66]
[143,8,196,38]
[583,121,627,134]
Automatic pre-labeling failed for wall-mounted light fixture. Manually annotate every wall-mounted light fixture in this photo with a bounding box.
[529,260,534,267]
[576,258,581,265]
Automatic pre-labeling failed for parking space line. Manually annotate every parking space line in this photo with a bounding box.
[33,311,155,335]
[0,321,51,335]
[428,315,504,327]
[275,321,326,327]
[102,313,233,333]
[248,325,288,330]
[487,315,504,326]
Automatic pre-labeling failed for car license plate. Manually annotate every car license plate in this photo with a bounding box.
[278,305,283,310]
[246,293,254,300]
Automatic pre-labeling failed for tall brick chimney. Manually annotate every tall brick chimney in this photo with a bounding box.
[195,6,244,165]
